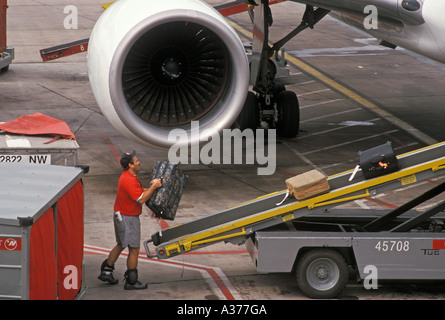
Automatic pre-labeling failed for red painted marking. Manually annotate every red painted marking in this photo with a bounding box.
[101,136,121,163]
[155,217,170,229]
[364,197,398,209]
[142,255,235,300]
[425,179,441,185]
[84,245,237,300]
[432,240,445,250]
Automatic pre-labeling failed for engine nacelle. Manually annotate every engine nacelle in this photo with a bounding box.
[88,0,249,148]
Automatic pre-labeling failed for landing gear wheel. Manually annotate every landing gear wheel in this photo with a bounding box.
[233,91,259,131]
[273,80,285,98]
[296,249,349,299]
[275,90,299,138]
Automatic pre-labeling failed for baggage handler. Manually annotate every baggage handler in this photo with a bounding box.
[98,150,162,290]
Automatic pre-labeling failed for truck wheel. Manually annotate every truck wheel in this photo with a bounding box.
[296,249,349,299]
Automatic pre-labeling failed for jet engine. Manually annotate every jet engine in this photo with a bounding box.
[88,0,249,148]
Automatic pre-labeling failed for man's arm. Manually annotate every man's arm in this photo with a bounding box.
[136,178,162,204]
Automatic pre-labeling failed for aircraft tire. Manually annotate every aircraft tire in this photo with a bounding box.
[275,90,300,138]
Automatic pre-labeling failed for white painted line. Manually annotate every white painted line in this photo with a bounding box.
[355,199,371,209]
[300,108,362,123]
[300,98,344,109]
[281,140,318,169]
[302,129,399,155]
[296,118,381,139]
[297,88,331,97]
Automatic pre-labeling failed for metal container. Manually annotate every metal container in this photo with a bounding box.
[0,134,79,166]
[0,163,85,299]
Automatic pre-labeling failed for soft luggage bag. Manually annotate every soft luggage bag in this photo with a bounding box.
[146,161,188,220]
[285,169,330,201]
[358,141,399,179]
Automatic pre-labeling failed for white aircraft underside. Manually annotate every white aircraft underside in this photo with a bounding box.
[297,0,445,64]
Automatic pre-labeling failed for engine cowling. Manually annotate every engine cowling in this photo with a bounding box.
[88,0,249,148]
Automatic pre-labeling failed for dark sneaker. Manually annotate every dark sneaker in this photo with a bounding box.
[124,280,148,290]
[98,271,119,285]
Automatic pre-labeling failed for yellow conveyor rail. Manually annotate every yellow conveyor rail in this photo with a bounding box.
[145,142,445,259]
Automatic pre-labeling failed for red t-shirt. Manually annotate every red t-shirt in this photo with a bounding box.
[113,170,144,216]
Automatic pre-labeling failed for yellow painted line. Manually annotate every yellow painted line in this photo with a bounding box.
[397,140,445,158]
[101,2,114,10]
[228,20,438,146]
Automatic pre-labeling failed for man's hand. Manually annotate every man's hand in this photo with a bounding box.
[151,178,163,189]
[137,178,163,204]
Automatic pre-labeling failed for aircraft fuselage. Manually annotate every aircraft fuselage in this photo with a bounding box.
[293,0,445,64]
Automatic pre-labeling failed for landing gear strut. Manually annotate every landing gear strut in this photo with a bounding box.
[239,1,330,137]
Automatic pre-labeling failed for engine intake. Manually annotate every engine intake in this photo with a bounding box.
[88,0,249,148]
[122,21,228,126]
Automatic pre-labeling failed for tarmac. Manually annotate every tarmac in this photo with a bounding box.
[2,0,445,303]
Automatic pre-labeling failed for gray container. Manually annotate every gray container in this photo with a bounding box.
[0,133,79,166]
[0,163,85,299]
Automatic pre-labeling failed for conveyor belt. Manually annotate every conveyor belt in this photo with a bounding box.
[145,141,445,259]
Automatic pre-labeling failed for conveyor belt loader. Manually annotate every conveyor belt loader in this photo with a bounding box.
[144,142,445,298]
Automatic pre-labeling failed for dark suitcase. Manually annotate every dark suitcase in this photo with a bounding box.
[146,161,188,220]
[359,141,399,179]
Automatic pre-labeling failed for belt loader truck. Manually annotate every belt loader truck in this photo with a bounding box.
[145,142,445,298]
